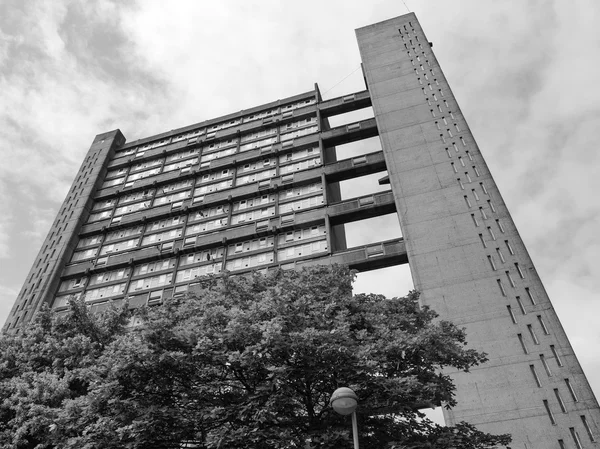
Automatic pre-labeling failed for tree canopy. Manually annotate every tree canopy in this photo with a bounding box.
[0,265,510,448]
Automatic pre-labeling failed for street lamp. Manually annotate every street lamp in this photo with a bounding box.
[330,387,359,449]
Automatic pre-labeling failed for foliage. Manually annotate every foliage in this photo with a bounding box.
[0,265,510,448]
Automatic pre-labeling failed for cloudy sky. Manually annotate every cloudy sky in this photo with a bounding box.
[1,0,599,411]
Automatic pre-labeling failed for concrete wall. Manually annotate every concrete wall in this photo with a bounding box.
[3,130,125,332]
[357,13,600,448]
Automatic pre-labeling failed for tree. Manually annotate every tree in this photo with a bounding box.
[0,265,510,448]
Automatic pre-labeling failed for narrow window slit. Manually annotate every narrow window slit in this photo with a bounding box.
[464,196,472,208]
[505,240,514,255]
[487,226,496,240]
[488,255,496,270]
[487,199,496,213]
[496,247,505,263]
[528,324,539,344]
[458,178,465,189]
[472,189,479,201]
[497,279,507,296]
[507,305,517,323]
[565,379,578,402]
[525,287,536,305]
[479,206,487,220]
[516,296,526,314]
[473,165,481,177]
[496,219,505,233]
[478,233,487,248]
[543,400,556,425]
[554,389,567,413]
[530,365,542,387]
[581,415,596,442]
[515,262,525,278]
[480,181,488,194]
[471,214,479,227]
[517,333,528,353]
[506,271,516,288]
[551,345,563,367]
[570,428,583,449]
[540,354,552,376]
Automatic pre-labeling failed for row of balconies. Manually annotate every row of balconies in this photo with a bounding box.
[81,149,385,238]
[62,190,395,279]
[55,236,405,314]
[96,116,378,202]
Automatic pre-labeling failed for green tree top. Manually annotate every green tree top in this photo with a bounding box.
[0,265,510,448]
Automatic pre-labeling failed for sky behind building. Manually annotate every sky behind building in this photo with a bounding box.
[1,0,599,408]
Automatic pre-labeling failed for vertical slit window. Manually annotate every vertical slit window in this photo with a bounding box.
[479,206,487,220]
[458,178,465,190]
[464,196,472,208]
[558,440,566,449]
[487,199,496,213]
[526,287,536,305]
[430,109,435,117]
[471,214,479,227]
[450,162,457,172]
[543,400,556,425]
[472,189,479,201]
[515,262,525,279]
[516,296,526,314]
[554,389,567,413]
[466,150,473,160]
[506,271,516,288]
[540,354,552,376]
[497,279,507,296]
[565,379,578,402]
[496,218,505,233]
[528,324,539,344]
[570,428,583,449]
[445,148,452,157]
[581,415,595,441]
[479,182,488,194]
[472,165,481,177]
[437,104,442,113]
[551,345,564,367]
[487,226,496,240]
[496,247,505,263]
[537,315,549,334]
[458,156,465,166]
[465,172,472,182]
[479,233,486,248]
[460,136,466,146]
[487,255,496,270]
[453,142,459,152]
[517,333,528,353]
[507,305,517,324]
[530,364,542,387]
[505,240,514,255]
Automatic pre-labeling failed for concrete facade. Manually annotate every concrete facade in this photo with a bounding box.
[357,13,599,449]
[3,12,599,449]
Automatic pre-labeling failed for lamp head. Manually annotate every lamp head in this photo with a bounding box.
[330,387,358,415]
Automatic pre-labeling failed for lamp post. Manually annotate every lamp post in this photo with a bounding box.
[330,387,359,449]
